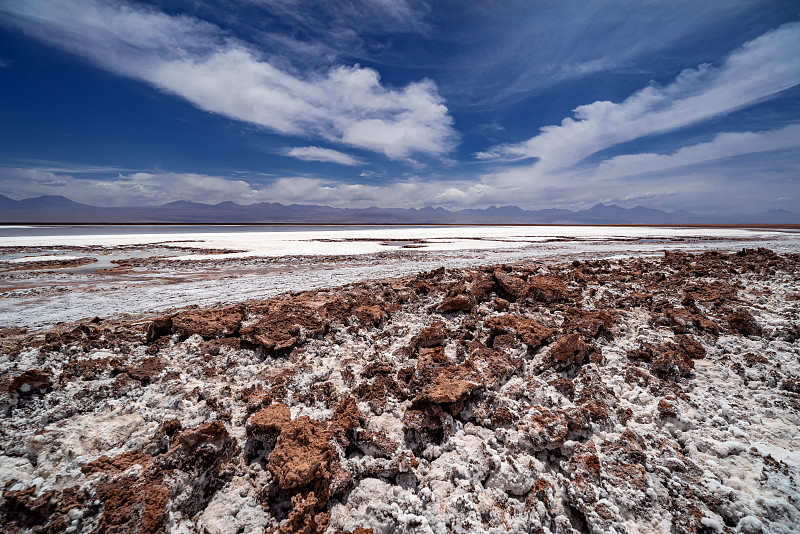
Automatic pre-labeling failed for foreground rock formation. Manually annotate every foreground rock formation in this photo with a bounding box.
[1,248,799,533]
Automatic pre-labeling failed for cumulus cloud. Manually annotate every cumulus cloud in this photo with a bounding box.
[477,22,800,170]
[0,0,456,159]
[284,146,362,166]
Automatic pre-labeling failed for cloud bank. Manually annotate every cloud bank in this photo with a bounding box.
[3,120,798,213]
[0,0,456,160]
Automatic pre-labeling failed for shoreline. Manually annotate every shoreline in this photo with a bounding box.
[3,222,800,229]
[2,229,799,330]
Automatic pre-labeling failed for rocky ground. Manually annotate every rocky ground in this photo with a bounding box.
[1,247,799,533]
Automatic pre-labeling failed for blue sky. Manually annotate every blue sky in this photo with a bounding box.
[0,0,798,213]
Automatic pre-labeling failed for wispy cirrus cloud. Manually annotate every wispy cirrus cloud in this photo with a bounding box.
[285,146,362,166]
[0,0,456,160]
[476,22,800,171]
[439,0,775,107]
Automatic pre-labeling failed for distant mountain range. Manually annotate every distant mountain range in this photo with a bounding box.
[1,194,799,225]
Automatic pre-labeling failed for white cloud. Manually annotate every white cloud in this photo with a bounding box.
[3,119,800,214]
[477,123,800,212]
[0,168,257,206]
[591,124,800,179]
[477,22,800,170]
[0,0,456,159]
[285,146,362,166]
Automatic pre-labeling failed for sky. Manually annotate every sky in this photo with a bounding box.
[0,0,799,213]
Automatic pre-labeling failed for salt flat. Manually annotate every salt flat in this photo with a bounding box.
[1,225,799,329]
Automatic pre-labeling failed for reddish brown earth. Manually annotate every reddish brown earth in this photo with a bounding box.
[1,247,799,533]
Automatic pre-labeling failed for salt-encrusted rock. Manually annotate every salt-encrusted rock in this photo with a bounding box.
[493,269,527,299]
[484,454,538,496]
[415,321,447,349]
[171,306,243,339]
[434,294,475,313]
[549,333,591,369]
[484,314,552,348]
[727,309,763,336]
[517,406,569,451]
[562,307,614,339]
[240,305,327,353]
[526,275,569,303]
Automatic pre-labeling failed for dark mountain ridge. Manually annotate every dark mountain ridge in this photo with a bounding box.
[1,194,798,225]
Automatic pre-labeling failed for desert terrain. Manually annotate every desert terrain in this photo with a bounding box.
[1,236,799,533]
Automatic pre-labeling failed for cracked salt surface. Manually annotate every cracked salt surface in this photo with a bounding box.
[1,245,799,533]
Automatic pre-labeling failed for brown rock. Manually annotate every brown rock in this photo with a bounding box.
[81,450,152,476]
[470,347,523,386]
[145,316,172,343]
[353,305,388,327]
[526,275,569,303]
[651,347,694,379]
[171,307,242,339]
[490,405,515,427]
[434,294,475,313]
[493,269,527,299]
[165,421,236,470]
[267,416,335,497]
[0,485,90,533]
[727,309,762,336]
[331,396,362,434]
[96,473,170,534]
[467,274,496,301]
[241,306,328,354]
[416,321,447,349]
[278,492,330,534]
[493,297,510,311]
[0,325,27,338]
[485,314,552,348]
[492,333,517,350]
[247,403,292,436]
[657,398,678,418]
[675,334,706,359]
[61,357,112,381]
[414,378,477,407]
[126,357,165,382]
[549,334,590,370]
[549,378,575,400]
[562,307,614,339]
[8,369,52,394]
